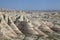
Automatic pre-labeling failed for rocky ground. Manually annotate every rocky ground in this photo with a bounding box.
[0,9,60,40]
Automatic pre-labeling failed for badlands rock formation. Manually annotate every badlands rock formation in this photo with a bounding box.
[0,9,60,40]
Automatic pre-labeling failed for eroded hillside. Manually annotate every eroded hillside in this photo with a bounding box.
[0,9,60,40]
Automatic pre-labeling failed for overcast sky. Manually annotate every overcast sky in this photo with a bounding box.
[0,0,60,10]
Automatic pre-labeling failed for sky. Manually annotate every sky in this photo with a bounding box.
[0,0,60,10]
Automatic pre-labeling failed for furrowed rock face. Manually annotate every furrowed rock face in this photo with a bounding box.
[0,9,60,40]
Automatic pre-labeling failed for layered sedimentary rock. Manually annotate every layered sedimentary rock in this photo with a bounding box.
[0,9,60,40]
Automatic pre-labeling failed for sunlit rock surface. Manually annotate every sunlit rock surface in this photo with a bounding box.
[0,9,60,40]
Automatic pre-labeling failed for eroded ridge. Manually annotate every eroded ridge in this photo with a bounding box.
[0,11,60,40]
